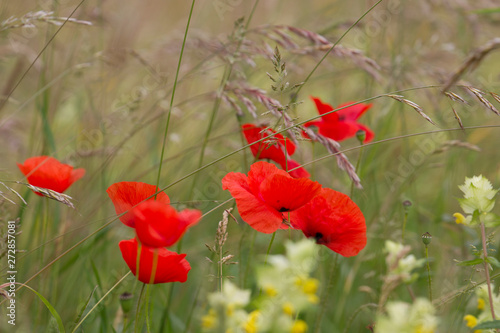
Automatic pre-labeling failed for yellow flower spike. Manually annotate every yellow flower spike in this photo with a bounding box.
[477,298,485,310]
[290,320,308,333]
[201,309,217,328]
[454,213,466,224]
[283,302,294,316]
[307,294,320,304]
[464,314,478,328]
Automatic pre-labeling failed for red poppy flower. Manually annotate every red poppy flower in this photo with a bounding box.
[17,156,85,195]
[242,124,310,179]
[222,161,321,233]
[106,182,170,228]
[132,200,201,248]
[304,97,374,143]
[119,238,191,284]
[290,188,366,257]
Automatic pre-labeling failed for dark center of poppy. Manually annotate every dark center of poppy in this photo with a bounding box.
[279,207,290,212]
[314,232,324,242]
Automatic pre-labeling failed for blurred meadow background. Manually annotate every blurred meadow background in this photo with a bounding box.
[1,0,500,332]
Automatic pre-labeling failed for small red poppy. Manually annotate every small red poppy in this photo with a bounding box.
[290,188,367,257]
[242,124,310,179]
[304,97,374,143]
[119,238,191,284]
[17,156,85,195]
[106,182,170,228]
[132,201,201,248]
[222,161,321,233]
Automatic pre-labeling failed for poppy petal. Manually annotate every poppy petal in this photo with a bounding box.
[242,124,296,160]
[119,238,191,284]
[222,171,283,233]
[310,96,339,122]
[278,159,310,179]
[133,201,201,248]
[260,174,321,212]
[291,188,366,257]
[336,102,372,121]
[106,182,170,228]
[17,156,85,195]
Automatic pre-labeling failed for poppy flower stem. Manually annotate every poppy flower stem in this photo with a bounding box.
[134,283,148,333]
[314,253,339,333]
[264,232,277,266]
[349,141,364,198]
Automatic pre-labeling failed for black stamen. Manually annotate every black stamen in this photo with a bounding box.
[314,232,323,241]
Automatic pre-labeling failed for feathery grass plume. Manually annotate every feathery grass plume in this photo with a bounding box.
[464,86,500,116]
[443,91,469,105]
[1,11,92,32]
[0,182,26,206]
[442,37,500,92]
[17,182,75,209]
[386,94,436,126]
[432,140,481,154]
[303,127,362,188]
[251,25,381,80]
[206,209,237,290]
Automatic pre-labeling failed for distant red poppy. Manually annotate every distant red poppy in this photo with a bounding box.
[106,182,170,228]
[304,97,374,143]
[222,161,321,233]
[290,188,366,257]
[17,156,85,195]
[119,238,191,284]
[132,201,201,248]
[242,124,310,179]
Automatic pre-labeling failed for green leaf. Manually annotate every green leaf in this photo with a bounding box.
[474,320,500,329]
[21,284,65,333]
[487,256,500,268]
[456,258,484,266]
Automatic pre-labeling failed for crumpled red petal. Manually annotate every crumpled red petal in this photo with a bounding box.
[17,156,85,195]
[119,238,191,284]
[133,201,201,248]
[222,161,321,233]
[106,182,170,228]
[290,188,366,257]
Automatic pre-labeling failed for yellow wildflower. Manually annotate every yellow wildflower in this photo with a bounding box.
[477,298,485,310]
[201,309,217,329]
[290,320,308,333]
[454,213,466,224]
[243,310,260,333]
[283,302,294,316]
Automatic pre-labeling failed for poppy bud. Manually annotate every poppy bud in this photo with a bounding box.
[422,232,432,245]
[119,292,133,315]
[356,130,366,143]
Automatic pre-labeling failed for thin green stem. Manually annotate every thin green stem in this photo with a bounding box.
[72,272,131,332]
[293,0,383,100]
[425,245,433,302]
[402,210,409,243]
[480,222,496,320]
[314,253,339,333]
[350,142,364,198]
[135,283,147,333]
[155,0,196,193]
[264,232,276,266]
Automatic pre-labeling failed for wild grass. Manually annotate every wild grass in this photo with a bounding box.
[1,0,500,332]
